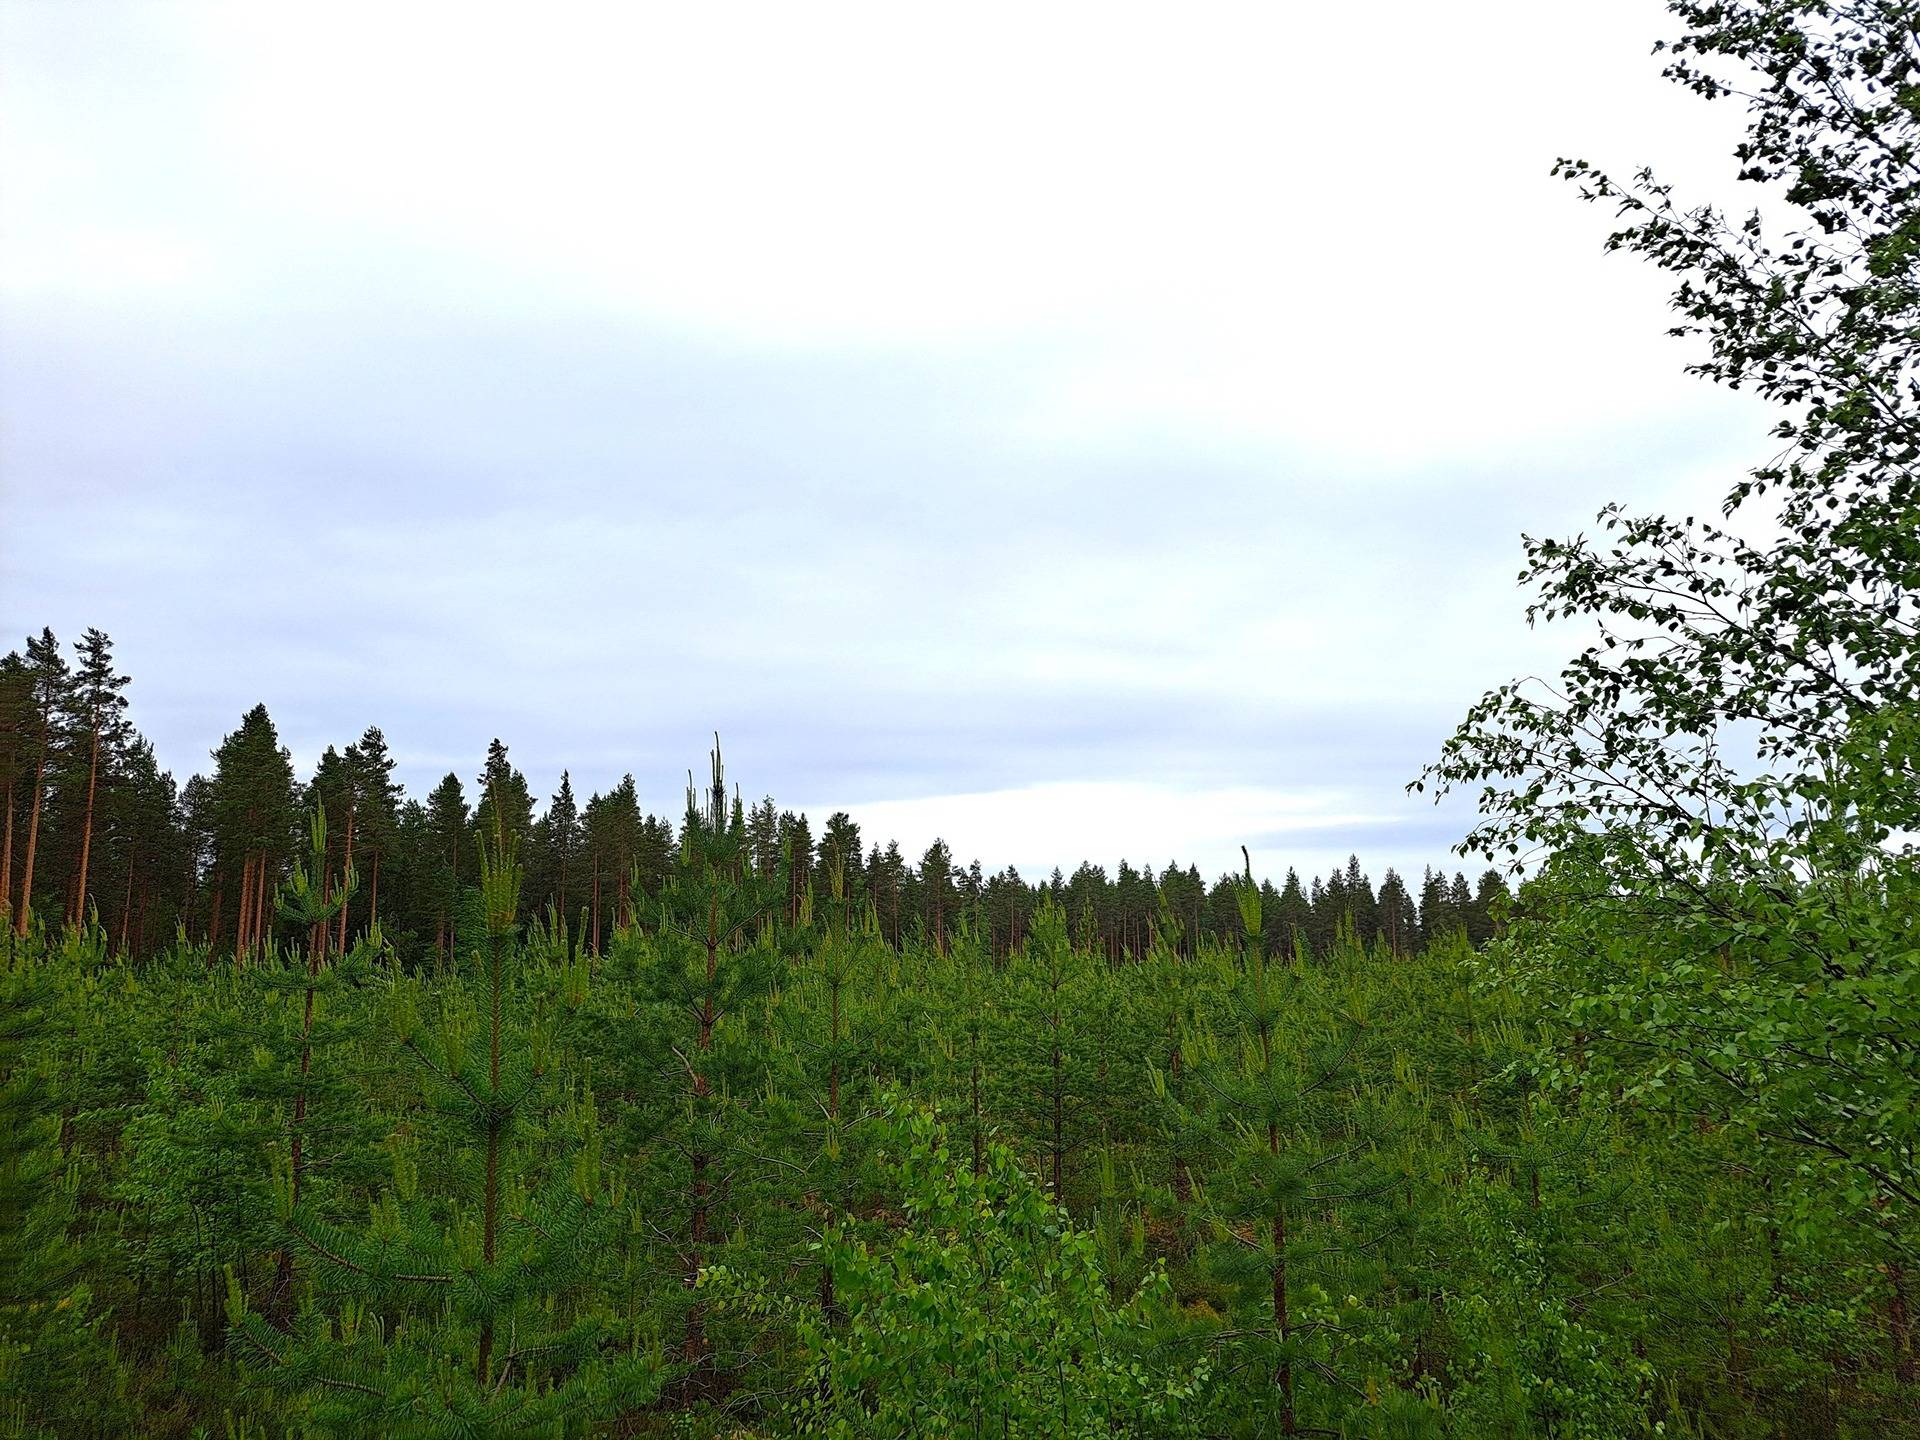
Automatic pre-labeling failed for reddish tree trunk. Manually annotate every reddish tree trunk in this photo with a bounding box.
[15,740,47,937]
[71,729,101,924]
[236,853,256,957]
[336,806,354,954]
[1,775,13,924]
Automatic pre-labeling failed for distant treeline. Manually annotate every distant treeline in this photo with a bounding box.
[0,625,1506,964]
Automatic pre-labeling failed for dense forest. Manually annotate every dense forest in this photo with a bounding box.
[4,1,1918,1436]
[0,637,1505,970]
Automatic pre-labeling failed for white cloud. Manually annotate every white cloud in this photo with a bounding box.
[825,779,1390,881]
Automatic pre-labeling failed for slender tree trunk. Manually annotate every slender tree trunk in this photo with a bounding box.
[15,739,47,937]
[236,853,256,957]
[118,853,136,955]
[71,728,101,924]
[368,850,380,931]
[336,806,354,954]
[591,859,602,955]
[1,775,14,924]
[254,851,271,954]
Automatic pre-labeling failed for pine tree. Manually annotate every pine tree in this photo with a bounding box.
[0,653,33,932]
[262,804,357,1321]
[531,770,581,930]
[918,837,954,953]
[1274,868,1312,960]
[779,810,815,926]
[472,740,534,882]
[208,705,298,958]
[1417,866,1454,949]
[12,630,68,937]
[346,726,401,935]
[1377,868,1419,957]
[421,773,469,960]
[815,810,863,900]
[601,739,788,1398]
[1470,869,1509,945]
[61,629,132,926]
[1175,851,1399,1435]
[229,810,661,1434]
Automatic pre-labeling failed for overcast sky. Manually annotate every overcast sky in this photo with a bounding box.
[1,0,1774,884]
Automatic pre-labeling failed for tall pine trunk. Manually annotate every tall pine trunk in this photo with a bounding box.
[1,775,13,924]
[117,853,136,955]
[335,807,354,954]
[254,851,271,954]
[14,734,47,936]
[71,728,101,924]
[236,853,256,957]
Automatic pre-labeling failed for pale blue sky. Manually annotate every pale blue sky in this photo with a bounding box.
[1,0,1770,883]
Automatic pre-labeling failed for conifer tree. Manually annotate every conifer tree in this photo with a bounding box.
[815,810,862,899]
[346,726,400,934]
[1376,868,1419,956]
[778,810,815,926]
[62,628,131,926]
[770,841,882,1326]
[12,630,68,937]
[603,774,642,929]
[745,796,780,878]
[230,806,660,1435]
[421,772,469,960]
[1470,868,1508,944]
[597,740,788,1398]
[209,705,297,958]
[472,740,534,877]
[918,837,954,952]
[0,652,28,929]
[1173,850,1398,1435]
[104,735,180,957]
[262,804,357,1320]
[1417,866,1454,949]
[531,769,581,929]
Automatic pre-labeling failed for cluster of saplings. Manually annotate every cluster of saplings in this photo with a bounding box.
[0,739,1911,1439]
[0,628,1503,969]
